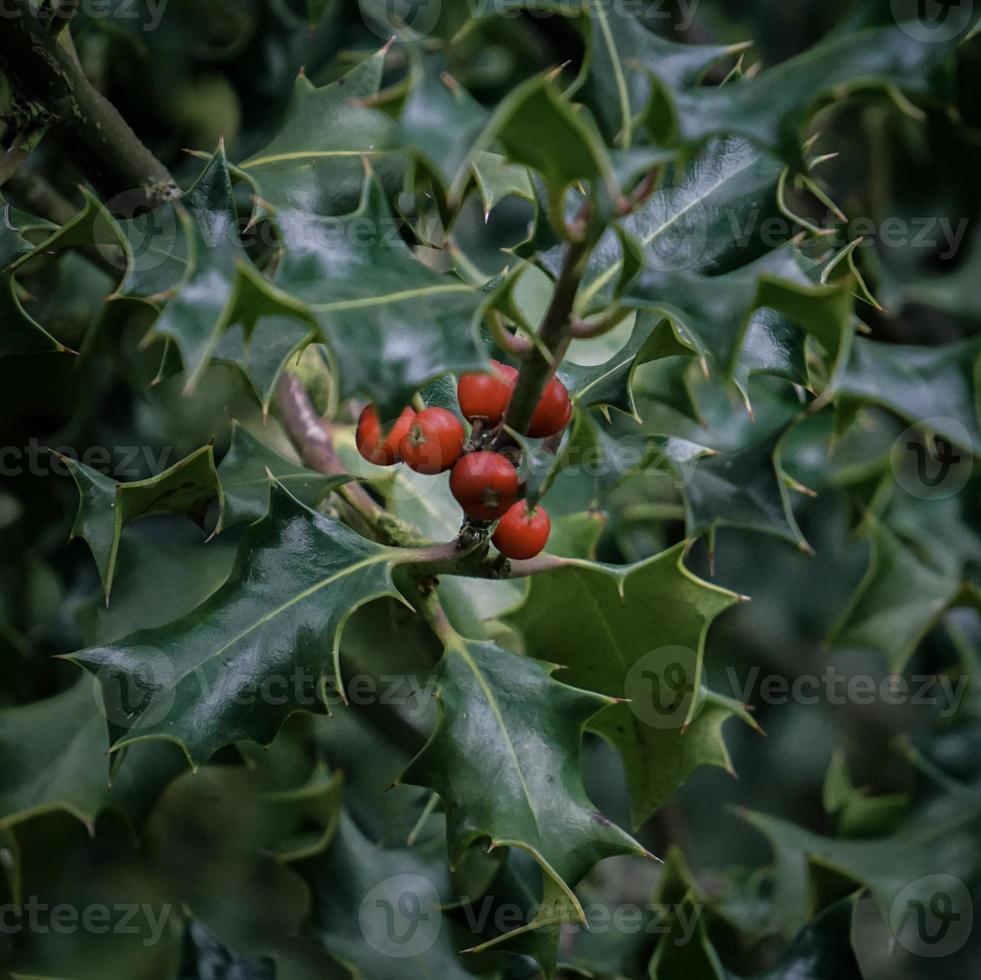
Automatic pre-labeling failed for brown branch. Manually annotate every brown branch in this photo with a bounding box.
[0,0,179,211]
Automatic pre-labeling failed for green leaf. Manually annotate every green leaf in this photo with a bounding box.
[622,247,856,393]
[400,635,648,915]
[490,74,614,197]
[650,892,862,980]
[0,192,55,269]
[652,422,810,550]
[9,187,122,275]
[212,317,320,415]
[823,750,907,838]
[0,678,189,836]
[149,146,248,387]
[741,790,981,940]
[836,336,981,454]
[272,178,486,420]
[303,810,493,979]
[239,47,399,216]
[828,515,967,670]
[579,4,745,148]
[216,421,350,531]
[663,25,959,168]
[506,546,756,827]
[65,446,222,599]
[574,138,786,314]
[69,484,406,766]
[77,519,239,648]
[0,273,70,357]
[471,152,535,217]
[559,313,689,419]
[396,55,491,200]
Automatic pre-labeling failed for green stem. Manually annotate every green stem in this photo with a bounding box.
[500,235,590,437]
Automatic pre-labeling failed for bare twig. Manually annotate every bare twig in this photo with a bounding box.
[0,0,178,210]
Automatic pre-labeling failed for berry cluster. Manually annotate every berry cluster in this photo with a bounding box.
[355,361,572,559]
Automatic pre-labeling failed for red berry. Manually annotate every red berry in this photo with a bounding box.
[356,405,416,466]
[525,376,573,438]
[449,451,519,521]
[493,502,551,560]
[457,360,518,425]
[399,407,465,474]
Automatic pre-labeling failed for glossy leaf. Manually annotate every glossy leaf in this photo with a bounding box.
[69,485,406,766]
[216,421,349,531]
[65,446,222,599]
[506,547,756,827]
[400,635,649,913]
[239,47,399,216]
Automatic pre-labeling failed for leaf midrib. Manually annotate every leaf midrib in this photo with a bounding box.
[580,151,761,308]
[451,641,544,842]
[164,551,393,692]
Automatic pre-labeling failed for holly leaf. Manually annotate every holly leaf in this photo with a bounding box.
[272,178,486,420]
[0,192,55,269]
[400,636,649,916]
[68,484,407,766]
[506,546,756,827]
[64,446,222,599]
[574,138,786,314]
[741,790,981,941]
[558,313,690,419]
[579,2,746,147]
[489,74,614,197]
[650,892,862,980]
[663,25,959,168]
[835,336,981,454]
[239,46,399,216]
[302,810,493,979]
[0,680,188,835]
[396,55,491,200]
[216,421,350,531]
[0,273,71,357]
[0,521,234,833]
[622,247,856,394]
[650,422,811,550]
[828,515,969,671]
[472,152,535,217]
